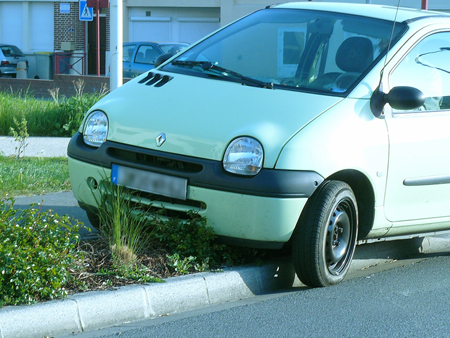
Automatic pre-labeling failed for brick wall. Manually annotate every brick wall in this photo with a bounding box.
[53,2,110,53]
[54,2,85,51]
[0,75,129,100]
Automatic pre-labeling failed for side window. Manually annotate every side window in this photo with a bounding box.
[390,32,450,112]
[135,45,160,65]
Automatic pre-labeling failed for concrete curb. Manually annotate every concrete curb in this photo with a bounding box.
[1,236,449,338]
[0,260,294,338]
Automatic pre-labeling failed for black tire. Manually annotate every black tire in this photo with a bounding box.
[292,180,358,287]
[86,210,101,230]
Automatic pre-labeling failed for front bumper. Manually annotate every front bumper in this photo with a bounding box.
[68,132,323,248]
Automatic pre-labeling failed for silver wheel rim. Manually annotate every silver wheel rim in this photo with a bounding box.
[325,198,356,275]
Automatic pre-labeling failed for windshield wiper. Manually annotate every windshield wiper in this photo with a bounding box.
[171,60,274,89]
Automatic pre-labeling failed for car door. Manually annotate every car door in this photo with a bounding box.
[384,31,450,222]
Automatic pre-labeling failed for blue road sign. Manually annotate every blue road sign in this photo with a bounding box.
[79,0,93,21]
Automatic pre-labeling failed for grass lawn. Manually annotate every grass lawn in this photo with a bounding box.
[0,155,70,197]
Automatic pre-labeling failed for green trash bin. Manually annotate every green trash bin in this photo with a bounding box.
[34,52,54,79]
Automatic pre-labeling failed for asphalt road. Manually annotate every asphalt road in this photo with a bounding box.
[63,250,450,338]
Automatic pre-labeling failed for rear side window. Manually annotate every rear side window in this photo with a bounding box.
[123,44,136,62]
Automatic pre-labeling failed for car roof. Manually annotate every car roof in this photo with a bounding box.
[273,2,450,23]
[123,42,189,46]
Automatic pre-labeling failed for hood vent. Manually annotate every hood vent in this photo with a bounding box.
[138,72,173,87]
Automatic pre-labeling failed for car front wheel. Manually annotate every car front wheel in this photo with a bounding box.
[86,210,101,230]
[292,180,358,287]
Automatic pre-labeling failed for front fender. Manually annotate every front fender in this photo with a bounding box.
[275,97,388,210]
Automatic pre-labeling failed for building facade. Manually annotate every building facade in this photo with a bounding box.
[0,0,449,77]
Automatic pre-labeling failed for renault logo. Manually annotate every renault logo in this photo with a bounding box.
[156,133,166,147]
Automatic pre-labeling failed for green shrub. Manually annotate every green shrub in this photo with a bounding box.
[152,210,225,270]
[0,197,84,306]
[152,211,265,273]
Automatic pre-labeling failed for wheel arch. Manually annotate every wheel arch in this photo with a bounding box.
[326,169,375,240]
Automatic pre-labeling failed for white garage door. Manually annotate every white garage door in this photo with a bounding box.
[0,1,53,52]
[0,2,23,48]
[129,7,220,44]
[30,2,54,51]
[131,19,171,42]
[179,19,220,43]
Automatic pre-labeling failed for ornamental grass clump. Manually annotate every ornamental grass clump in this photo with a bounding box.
[95,181,150,267]
[91,181,162,283]
[0,197,84,307]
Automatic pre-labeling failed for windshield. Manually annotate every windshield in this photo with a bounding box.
[161,8,407,95]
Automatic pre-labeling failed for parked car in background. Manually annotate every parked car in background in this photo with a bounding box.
[123,42,189,78]
[0,44,28,78]
[69,3,450,288]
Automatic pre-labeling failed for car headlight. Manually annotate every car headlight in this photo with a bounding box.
[83,111,108,147]
[223,137,264,176]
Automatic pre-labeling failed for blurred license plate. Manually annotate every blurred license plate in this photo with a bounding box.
[112,164,187,200]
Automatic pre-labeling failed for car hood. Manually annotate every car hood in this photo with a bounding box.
[95,71,342,168]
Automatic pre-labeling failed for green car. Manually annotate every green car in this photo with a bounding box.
[69,2,450,287]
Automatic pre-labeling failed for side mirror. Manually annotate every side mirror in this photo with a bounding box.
[154,53,173,68]
[370,86,425,118]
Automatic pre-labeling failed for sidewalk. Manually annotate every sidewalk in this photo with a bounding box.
[0,136,70,158]
[1,137,450,338]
